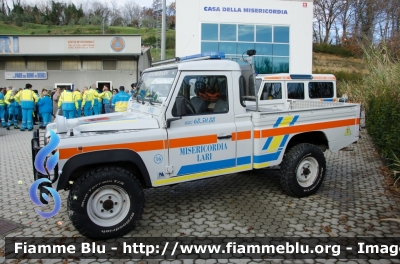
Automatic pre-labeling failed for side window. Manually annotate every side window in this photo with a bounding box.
[172,75,229,117]
[239,75,247,107]
[260,83,282,100]
[287,83,305,99]
[308,82,334,98]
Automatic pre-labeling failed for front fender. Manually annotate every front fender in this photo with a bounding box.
[57,149,152,190]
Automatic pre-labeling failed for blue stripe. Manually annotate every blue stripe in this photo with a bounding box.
[262,137,273,150]
[279,135,290,148]
[177,158,236,175]
[323,98,334,102]
[273,117,283,128]
[254,151,281,163]
[237,156,251,165]
[290,115,299,126]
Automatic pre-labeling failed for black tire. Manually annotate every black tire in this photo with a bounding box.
[67,166,144,239]
[280,143,326,197]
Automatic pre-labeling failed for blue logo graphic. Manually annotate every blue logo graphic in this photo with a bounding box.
[30,130,61,218]
[154,154,163,164]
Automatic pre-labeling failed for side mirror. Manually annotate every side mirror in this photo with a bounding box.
[176,96,187,116]
[166,96,186,128]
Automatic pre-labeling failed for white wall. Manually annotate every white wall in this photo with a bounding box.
[0,71,138,90]
[176,0,313,74]
[0,35,141,56]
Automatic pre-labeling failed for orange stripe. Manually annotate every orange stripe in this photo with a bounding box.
[59,140,166,160]
[260,118,359,138]
[59,148,81,160]
[263,76,291,80]
[237,131,251,140]
[312,76,336,80]
[59,135,217,160]
[231,132,237,141]
[168,134,217,148]
[254,130,261,139]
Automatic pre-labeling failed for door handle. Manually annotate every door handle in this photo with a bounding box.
[218,135,232,140]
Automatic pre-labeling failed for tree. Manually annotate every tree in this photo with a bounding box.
[49,1,64,25]
[122,1,141,26]
[109,1,124,26]
[313,0,342,43]
[337,0,354,44]
[166,1,175,29]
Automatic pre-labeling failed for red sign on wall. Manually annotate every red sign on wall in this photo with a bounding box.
[303,3,307,7]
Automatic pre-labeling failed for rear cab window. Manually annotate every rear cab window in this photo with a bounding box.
[308,82,334,99]
[260,82,282,100]
[287,83,305,99]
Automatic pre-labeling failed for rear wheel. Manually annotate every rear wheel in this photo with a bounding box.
[67,166,144,238]
[280,143,326,197]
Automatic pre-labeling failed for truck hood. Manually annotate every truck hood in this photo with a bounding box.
[47,111,159,135]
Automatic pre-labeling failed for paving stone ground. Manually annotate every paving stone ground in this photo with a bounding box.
[1,121,400,264]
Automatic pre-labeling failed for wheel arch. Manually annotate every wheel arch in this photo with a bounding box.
[57,149,152,191]
[286,131,329,153]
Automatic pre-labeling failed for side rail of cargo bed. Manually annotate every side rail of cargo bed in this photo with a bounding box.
[251,100,360,168]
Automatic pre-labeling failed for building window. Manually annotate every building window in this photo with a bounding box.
[62,59,80,71]
[0,60,5,70]
[255,43,272,55]
[201,23,218,41]
[256,25,272,42]
[6,59,25,70]
[274,26,290,43]
[201,23,290,74]
[118,60,136,71]
[238,24,254,42]
[272,57,289,73]
[273,44,289,56]
[287,83,305,99]
[83,60,102,70]
[27,60,46,71]
[47,60,61,70]
[103,60,117,70]
[220,24,236,41]
[201,42,219,53]
[219,42,237,55]
[237,43,255,54]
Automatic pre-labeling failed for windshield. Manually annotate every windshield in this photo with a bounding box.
[135,68,178,104]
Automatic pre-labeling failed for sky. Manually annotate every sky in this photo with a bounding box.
[9,0,175,8]
[127,0,175,8]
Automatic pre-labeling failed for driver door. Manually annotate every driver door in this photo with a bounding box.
[160,71,237,185]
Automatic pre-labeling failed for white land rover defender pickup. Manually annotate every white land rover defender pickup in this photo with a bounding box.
[32,51,360,238]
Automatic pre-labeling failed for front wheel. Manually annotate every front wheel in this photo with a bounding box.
[280,143,326,197]
[67,166,144,238]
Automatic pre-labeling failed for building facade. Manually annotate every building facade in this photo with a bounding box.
[176,0,313,74]
[0,35,151,90]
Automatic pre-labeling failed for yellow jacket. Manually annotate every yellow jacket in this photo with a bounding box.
[4,90,15,105]
[99,91,112,104]
[58,90,77,110]
[82,90,94,107]
[15,89,39,108]
[73,90,83,101]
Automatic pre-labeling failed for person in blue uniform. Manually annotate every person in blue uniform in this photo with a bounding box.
[15,84,39,131]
